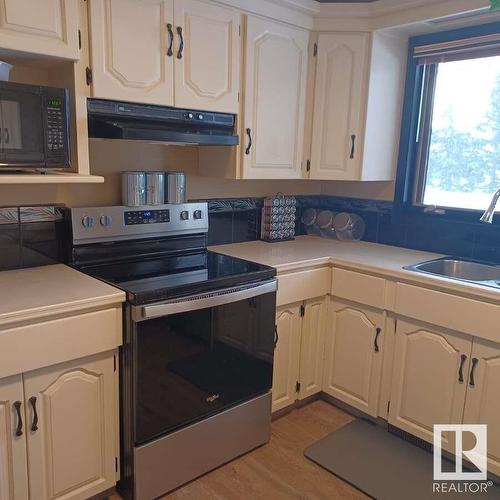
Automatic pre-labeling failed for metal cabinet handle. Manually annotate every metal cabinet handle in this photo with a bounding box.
[176,26,184,59]
[29,396,39,432]
[374,327,381,352]
[166,24,174,57]
[469,358,479,387]
[349,134,356,159]
[274,325,279,349]
[245,128,252,155]
[458,354,467,383]
[4,128,9,145]
[13,401,23,437]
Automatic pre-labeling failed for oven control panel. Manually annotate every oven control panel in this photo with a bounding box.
[124,209,170,225]
[71,203,208,245]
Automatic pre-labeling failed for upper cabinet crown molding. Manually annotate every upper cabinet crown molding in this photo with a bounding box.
[315,0,490,31]
[209,0,317,29]
[0,0,79,59]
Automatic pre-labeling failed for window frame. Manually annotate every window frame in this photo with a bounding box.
[394,21,500,225]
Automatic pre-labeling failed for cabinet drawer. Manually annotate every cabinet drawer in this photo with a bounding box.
[331,268,386,309]
[395,283,500,341]
[0,307,122,379]
[277,267,330,306]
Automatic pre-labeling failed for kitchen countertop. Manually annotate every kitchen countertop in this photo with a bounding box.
[211,236,500,303]
[0,264,125,327]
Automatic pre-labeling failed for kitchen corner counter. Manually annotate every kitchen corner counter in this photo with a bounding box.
[211,236,500,304]
[0,264,125,327]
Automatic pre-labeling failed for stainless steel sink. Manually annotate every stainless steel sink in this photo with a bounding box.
[404,257,500,289]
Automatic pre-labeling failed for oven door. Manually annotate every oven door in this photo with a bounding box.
[132,280,277,445]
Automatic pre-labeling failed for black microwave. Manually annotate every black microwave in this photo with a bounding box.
[0,81,70,168]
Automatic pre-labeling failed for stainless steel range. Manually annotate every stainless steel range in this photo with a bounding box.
[67,203,277,499]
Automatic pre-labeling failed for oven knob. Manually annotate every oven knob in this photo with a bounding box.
[197,114,204,121]
[100,214,113,227]
[193,210,203,220]
[81,215,95,228]
[180,210,189,221]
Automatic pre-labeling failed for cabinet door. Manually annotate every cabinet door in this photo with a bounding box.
[272,303,302,413]
[242,16,308,179]
[388,320,471,447]
[463,338,500,477]
[88,0,174,105]
[298,297,327,400]
[23,352,118,500]
[0,375,28,500]
[173,0,240,113]
[0,0,79,59]
[322,300,384,417]
[309,32,370,181]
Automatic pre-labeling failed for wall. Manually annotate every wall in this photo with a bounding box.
[0,141,330,207]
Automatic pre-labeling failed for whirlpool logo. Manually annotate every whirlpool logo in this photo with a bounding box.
[206,394,220,403]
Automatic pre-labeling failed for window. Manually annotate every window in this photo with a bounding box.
[396,22,500,217]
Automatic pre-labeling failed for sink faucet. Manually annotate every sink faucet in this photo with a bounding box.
[480,188,500,223]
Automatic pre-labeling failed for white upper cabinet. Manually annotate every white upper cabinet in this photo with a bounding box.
[310,32,369,181]
[309,31,406,181]
[0,0,79,59]
[242,16,308,179]
[88,0,175,106]
[88,0,240,112]
[173,0,240,113]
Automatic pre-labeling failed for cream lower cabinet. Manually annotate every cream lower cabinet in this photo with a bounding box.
[0,0,80,59]
[0,351,118,500]
[272,303,302,413]
[88,0,240,112]
[0,375,29,500]
[322,299,385,417]
[272,297,328,413]
[388,319,472,449]
[463,338,500,476]
[242,16,309,179]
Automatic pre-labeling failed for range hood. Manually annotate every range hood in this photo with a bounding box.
[87,99,239,146]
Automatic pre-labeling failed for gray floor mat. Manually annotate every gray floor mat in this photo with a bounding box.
[304,419,499,500]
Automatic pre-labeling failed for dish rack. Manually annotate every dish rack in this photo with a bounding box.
[260,194,296,243]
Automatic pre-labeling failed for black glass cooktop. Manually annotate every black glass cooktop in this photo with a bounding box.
[76,250,276,305]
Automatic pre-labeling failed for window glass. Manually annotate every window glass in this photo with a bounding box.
[418,55,500,210]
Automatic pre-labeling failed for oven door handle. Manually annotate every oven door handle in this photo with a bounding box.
[135,279,277,321]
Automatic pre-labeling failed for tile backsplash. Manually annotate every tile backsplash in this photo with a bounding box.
[204,195,500,264]
[2,196,500,272]
[0,206,65,271]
